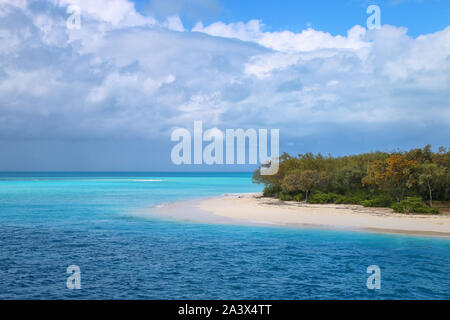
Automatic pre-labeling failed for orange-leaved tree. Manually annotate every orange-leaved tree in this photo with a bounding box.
[363,154,417,202]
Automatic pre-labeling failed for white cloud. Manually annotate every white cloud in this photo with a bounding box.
[87,73,175,103]
[57,0,155,27]
[193,20,370,52]
[163,15,184,32]
[0,0,448,146]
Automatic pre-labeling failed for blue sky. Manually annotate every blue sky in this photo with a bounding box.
[134,0,450,36]
[0,0,448,171]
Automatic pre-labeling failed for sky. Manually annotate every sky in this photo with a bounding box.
[134,0,450,36]
[0,0,449,171]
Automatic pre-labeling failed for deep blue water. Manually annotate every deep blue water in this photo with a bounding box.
[0,172,449,299]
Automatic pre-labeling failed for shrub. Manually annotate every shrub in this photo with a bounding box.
[308,192,328,204]
[334,195,362,204]
[334,195,346,204]
[309,192,340,204]
[391,197,440,214]
[307,192,364,204]
[263,185,281,197]
[341,196,362,204]
[362,195,393,208]
[293,193,305,202]
[279,191,293,201]
[328,191,370,205]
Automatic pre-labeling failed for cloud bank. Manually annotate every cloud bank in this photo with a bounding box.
[0,0,448,169]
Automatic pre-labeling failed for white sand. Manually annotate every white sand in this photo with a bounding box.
[195,194,450,236]
[150,193,450,236]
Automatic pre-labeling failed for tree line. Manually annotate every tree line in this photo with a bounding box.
[253,145,449,214]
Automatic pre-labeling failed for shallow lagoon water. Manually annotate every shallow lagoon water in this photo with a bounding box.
[0,172,449,299]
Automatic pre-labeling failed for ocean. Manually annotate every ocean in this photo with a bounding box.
[0,172,448,299]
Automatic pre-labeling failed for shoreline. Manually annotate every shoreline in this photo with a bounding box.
[151,193,450,238]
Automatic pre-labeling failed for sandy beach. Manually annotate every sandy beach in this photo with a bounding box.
[154,193,450,237]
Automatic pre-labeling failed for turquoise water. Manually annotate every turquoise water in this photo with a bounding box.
[0,172,449,299]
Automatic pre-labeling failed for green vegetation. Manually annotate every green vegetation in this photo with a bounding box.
[391,197,440,214]
[253,145,449,214]
[361,195,393,208]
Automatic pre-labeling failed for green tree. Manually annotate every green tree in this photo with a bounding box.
[281,170,302,193]
[417,163,447,207]
[253,145,449,209]
[334,165,366,193]
[282,170,326,203]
